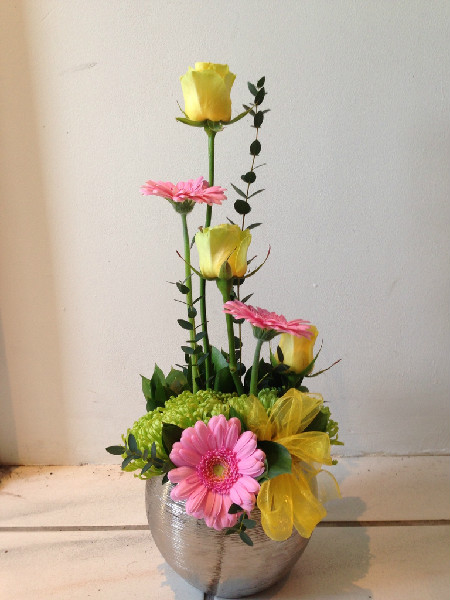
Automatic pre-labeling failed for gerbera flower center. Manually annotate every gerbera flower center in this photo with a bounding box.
[197,448,239,494]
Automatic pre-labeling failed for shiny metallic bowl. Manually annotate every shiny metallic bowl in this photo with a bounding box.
[145,478,310,598]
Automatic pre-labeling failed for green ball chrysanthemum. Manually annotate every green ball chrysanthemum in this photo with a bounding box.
[122,388,280,478]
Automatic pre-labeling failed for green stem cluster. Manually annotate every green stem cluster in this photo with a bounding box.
[250,338,264,396]
[198,129,216,386]
[217,278,243,395]
[181,213,198,393]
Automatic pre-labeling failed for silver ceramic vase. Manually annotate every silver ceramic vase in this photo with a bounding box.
[145,478,310,599]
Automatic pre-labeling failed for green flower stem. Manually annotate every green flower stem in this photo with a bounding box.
[205,129,216,227]
[250,338,264,396]
[216,278,243,395]
[199,129,217,386]
[181,213,198,394]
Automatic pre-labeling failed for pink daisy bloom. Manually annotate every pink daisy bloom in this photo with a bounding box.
[223,300,312,339]
[168,415,265,530]
[140,176,226,206]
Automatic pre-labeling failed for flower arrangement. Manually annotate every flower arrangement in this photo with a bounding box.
[107,62,342,547]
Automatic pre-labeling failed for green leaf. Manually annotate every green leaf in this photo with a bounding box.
[234,200,251,215]
[152,365,167,407]
[127,434,138,454]
[176,282,190,294]
[247,81,258,96]
[141,375,152,401]
[176,116,205,127]
[105,445,125,455]
[254,112,264,128]
[239,531,254,546]
[228,503,243,514]
[181,345,195,355]
[225,105,254,125]
[250,139,262,156]
[254,87,265,106]
[277,346,284,362]
[241,171,256,184]
[188,306,197,318]
[196,352,209,366]
[178,319,193,330]
[241,293,253,303]
[248,189,265,199]
[258,440,292,479]
[194,331,206,342]
[165,368,188,395]
[247,223,262,230]
[211,346,228,371]
[242,104,256,117]
[305,407,329,433]
[274,363,290,374]
[161,422,184,455]
[242,518,256,529]
[230,183,247,198]
[162,473,169,484]
[121,456,134,469]
[214,366,236,393]
[257,76,265,88]
[141,462,154,475]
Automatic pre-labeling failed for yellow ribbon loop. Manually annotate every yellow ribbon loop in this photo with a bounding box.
[249,388,339,541]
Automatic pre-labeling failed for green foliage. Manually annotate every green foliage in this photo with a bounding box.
[257,440,292,480]
[234,199,251,215]
[142,365,189,411]
[177,319,193,330]
[254,112,264,128]
[161,423,183,455]
[225,505,255,546]
[105,445,125,455]
[304,405,344,446]
[249,140,261,156]
[241,171,256,184]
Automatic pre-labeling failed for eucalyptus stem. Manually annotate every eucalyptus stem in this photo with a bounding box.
[250,338,264,396]
[217,279,243,395]
[199,129,217,386]
[181,213,198,393]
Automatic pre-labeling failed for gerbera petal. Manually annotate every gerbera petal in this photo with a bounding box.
[167,466,196,483]
[185,485,208,515]
[233,430,257,459]
[178,447,203,467]
[239,475,261,494]
[224,418,240,449]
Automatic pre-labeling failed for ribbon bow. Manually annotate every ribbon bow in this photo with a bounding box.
[244,388,340,541]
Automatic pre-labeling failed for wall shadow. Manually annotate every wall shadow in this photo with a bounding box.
[0,3,66,464]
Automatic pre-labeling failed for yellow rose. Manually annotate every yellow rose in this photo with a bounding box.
[195,224,251,279]
[276,326,319,374]
[180,63,236,122]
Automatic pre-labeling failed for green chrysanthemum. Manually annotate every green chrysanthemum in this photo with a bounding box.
[122,389,279,478]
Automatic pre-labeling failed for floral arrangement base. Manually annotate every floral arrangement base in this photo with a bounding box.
[146,478,310,598]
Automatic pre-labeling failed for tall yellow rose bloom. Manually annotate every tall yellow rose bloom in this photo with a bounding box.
[195,224,251,279]
[276,326,319,374]
[180,63,236,122]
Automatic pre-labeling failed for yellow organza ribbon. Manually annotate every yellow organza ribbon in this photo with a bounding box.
[246,388,340,541]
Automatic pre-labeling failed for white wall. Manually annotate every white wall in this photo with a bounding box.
[0,0,449,464]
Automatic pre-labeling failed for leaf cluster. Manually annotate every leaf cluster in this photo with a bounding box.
[225,504,256,546]
[231,77,269,226]
[142,365,189,412]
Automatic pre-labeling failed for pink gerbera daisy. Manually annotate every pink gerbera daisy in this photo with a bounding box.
[140,176,226,206]
[223,300,312,339]
[168,415,265,530]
